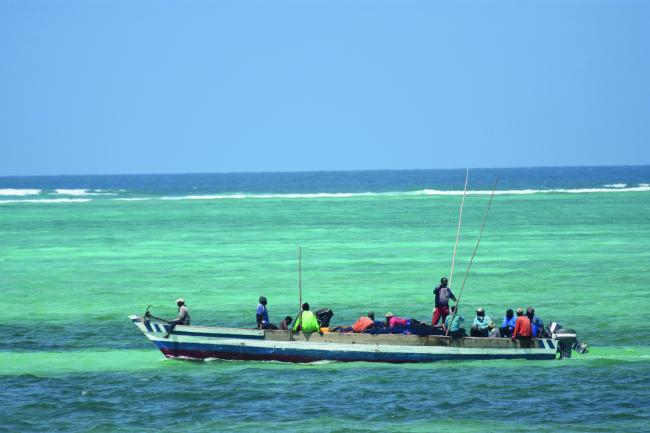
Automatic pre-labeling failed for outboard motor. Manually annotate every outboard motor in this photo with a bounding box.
[549,322,587,358]
[315,308,334,328]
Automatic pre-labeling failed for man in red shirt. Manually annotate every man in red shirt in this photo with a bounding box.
[511,307,532,343]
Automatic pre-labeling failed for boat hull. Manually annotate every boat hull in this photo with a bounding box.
[130,315,558,363]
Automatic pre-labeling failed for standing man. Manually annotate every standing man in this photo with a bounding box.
[432,277,457,326]
[163,298,190,338]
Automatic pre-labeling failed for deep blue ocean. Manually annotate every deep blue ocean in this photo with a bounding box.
[2,166,650,196]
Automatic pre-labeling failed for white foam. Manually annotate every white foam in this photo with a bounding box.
[159,192,379,200]
[112,197,153,201]
[54,188,90,195]
[105,186,650,202]
[639,183,649,188]
[0,198,91,204]
[52,189,117,196]
[411,187,650,196]
[0,188,42,196]
[603,183,627,188]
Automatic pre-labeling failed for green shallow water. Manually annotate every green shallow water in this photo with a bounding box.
[2,188,650,432]
[1,346,649,377]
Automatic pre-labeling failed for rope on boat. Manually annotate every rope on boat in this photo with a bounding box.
[445,177,499,336]
[143,304,172,323]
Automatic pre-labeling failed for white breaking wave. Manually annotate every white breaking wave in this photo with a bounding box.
[125,186,650,202]
[112,197,153,201]
[410,186,650,196]
[0,188,42,196]
[5,185,648,204]
[0,198,92,204]
[603,183,627,188]
[52,189,117,196]
[159,192,379,200]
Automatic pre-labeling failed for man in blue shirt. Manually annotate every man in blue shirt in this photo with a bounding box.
[500,308,516,337]
[256,296,277,329]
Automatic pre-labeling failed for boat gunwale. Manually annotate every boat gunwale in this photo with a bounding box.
[130,314,553,350]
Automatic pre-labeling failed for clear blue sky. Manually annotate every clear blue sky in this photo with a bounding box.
[1,0,649,176]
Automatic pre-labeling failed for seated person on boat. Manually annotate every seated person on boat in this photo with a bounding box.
[293,303,321,333]
[512,307,532,343]
[278,316,293,330]
[164,298,190,338]
[470,307,491,337]
[500,309,516,337]
[526,306,545,337]
[256,296,278,330]
[487,321,499,338]
[444,305,466,337]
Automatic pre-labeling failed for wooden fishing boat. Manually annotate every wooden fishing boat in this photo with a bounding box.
[130,172,589,363]
[129,314,582,363]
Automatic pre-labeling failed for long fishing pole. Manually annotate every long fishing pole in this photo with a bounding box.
[293,246,303,335]
[447,168,469,292]
[445,178,499,336]
[298,246,302,311]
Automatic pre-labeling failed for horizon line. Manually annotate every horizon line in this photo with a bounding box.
[1,163,649,179]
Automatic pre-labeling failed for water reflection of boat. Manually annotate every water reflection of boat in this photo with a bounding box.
[129,314,583,363]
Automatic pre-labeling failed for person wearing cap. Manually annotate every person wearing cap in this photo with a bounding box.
[470,307,491,337]
[432,277,457,326]
[292,302,321,333]
[163,298,191,338]
[385,312,409,329]
[526,306,545,337]
[352,312,376,333]
[512,307,532,343]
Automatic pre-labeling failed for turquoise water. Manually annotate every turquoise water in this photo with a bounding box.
[1,168,650,432]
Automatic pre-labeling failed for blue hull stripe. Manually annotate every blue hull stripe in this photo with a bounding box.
[169,330,265,340]
[153,340,556,363]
